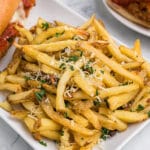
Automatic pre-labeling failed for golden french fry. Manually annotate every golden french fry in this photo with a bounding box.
[8,89,35,101]
[108,90,138,110]
[82,109,101,130]
[0,70,7,83]
[24,40,77,52]
[22,46,60,70]
[122,62,142,69]
[7,49,22,74]
[133,39,141,55]
[73,72,96,97]
[113,110,148,123]
[11,110,28,120]
[56,60,83,111]
[6,75,26,87]
[41,100,97,136]
[119,45,143,62]
[79,42,143,87]
[142,62,150,77]
[93,19,130,62]
[39,130,60,141]
[100,83,139,98]
[0,83,22,92]
[15,25,33,42]
[79,14,95,30]
[0,100,12,112]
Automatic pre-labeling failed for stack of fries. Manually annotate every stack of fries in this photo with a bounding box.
[0,15,150,150]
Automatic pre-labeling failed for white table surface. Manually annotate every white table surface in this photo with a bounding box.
[0,0,150,150]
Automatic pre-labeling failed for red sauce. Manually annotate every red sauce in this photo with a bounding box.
[22,0,36,17]
[0,23,18,58]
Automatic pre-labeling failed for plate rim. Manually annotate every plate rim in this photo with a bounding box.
[102,0,150,37]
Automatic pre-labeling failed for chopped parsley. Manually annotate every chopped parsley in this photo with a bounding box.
[39,140,47,147]
[24,76,31,81]
[60,130,64,136]
[82,61,94,74]
[93,99,101,107]
[96,89,99,96]
[64,112,69,118]
[40,79,46,83]
[35,89,46,101]
[148,111,150,117]
[136,104,144,112]
[55,31,65,37]
[65,101,70,108]
[101,127,110,140]
[68,55,79,62]
[69,65,74,71]
[41,22,49,30]
[59,63,66,70]
[100,70,104,74]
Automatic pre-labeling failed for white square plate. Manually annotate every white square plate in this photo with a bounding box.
[0,0,150,150]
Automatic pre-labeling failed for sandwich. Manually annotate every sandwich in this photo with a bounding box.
[106,0,150,28]
[0,0,35,59]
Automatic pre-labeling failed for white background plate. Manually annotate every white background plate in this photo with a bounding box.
[0,0,150,150]
[102,0,150,37]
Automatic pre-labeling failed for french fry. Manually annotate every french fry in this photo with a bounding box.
[79,42,143,87]
[119,45,143,62]
[41,100,97,136]
[81,109,101,129]
[142,62,150,77]
[93,19,130,62]
[11,110,28,120]
[8,89,35,102]
[0,100,12,112]
[6,75,26,87]
[113,110,148,123]
[122,62,142,69]
[133,39,141,55]
[15,25,33,42]
[7,49,22,74]
[56,60,83,111]
[108,90,138,110]
[0,83,22,92]
[0,70,7,83]
[24,40,77,52]
[39,130,60,141]
[22,46,60,70]
[132,94,150,111]
[73,72,96,97]
[79,14,95,30]
[36,118,61,131]
[100,83,139,98]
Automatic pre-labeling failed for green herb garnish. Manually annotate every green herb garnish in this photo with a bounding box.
[64,112,69,118]
[136,104,144,112]
[41,22,49,30]
[82,61,94,74]
[96,89,99,96]
[70,65,74,71]
[68,56,79,62]
[148,111,150,117]
[40,79,46,83]
[59,63,66,70]
[24,76,31,81]
[101,127,110,140]
[100,70,104,74]
[35,89,46,101]
[55,31,65,37]
[39,140,47,147]
[60,130,64,136]
[93,99,101,107]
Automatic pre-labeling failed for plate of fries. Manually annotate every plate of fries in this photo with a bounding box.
[0,0,150,150]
